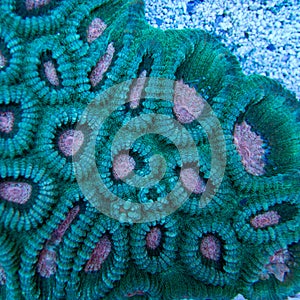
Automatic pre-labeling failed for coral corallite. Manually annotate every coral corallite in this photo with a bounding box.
[146,226,162,250]
[0,182,32,204]
[250,210,281,229]
[37,248,57,278]
[90,42,115,87]
[173,80,205,124]
[113,153,136,180]
[0,111,14,134]
[58,129,84,157]
[0,266,6,285]
[84,235,112,272]
[48,205,80,245]
[87,18,107,44]
[233,120,266,176]
[129,70,147,109]
[43,60,60,87]
[25,0,51,11]
[180,167,206,194]
[200,234,222,261]
[0,51,6,69]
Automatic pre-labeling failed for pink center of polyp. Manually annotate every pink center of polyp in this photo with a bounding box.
[25,0,51,10]
[126,290,146,297]
[250,210,281,229]
[48,205,80,246]
[180,168,206,194]
[36,249,57,278]
[0,50,7,69]
[90,42,115,87]
[0,111,14,133]
[146,227,162,250]
[0,182,32,204]
[87,18,107,43]
[173,80,205,124]
[58,129,84,157]
[129,70,147,109]
[37,206,80,278]
[234,121,266,176]
[44,60,59,86]
[84,235,112,272]
[200,234,221,261]
[0,266,6,285]
[112,153,136,180]
[260,249,292,282]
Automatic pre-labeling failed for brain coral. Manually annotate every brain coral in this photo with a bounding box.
[0,0,300,299]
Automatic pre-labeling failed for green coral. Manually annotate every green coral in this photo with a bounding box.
[0,159,57,231]
[35,104,94,181]
[0,0,299,299]
[0,85,40,158]
[0,26,24,85]
[224,75,300,194]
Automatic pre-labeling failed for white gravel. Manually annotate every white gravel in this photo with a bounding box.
[145,0,300,100]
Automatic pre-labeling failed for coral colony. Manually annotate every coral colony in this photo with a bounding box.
[0,0,300,299]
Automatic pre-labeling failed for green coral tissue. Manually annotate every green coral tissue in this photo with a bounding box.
[0,0,299,299]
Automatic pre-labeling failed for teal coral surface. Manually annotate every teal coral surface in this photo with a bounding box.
[0,0,300,299]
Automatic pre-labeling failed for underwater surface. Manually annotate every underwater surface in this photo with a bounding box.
[0,0,299,299]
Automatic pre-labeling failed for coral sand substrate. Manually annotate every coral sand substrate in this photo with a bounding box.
[0,0,300,299]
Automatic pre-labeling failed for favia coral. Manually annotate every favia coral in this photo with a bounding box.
[0,0,299,299]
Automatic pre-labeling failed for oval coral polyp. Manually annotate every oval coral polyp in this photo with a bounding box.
[173,80,205,124]
[112,153,136,180]
[0,266,6,285]
[234,120,266,176]
[180,167,206,194]
[0,182,32,204]
[200,234,222,261]
[0,50,7,69]
[43,60,60,87]
[0,111,14,134]
[87,18,107,43]
[58,129,84,157]
[250,211,281,229]
[89,42,115,87]
[25,0,51,11]
[84,234,112,272]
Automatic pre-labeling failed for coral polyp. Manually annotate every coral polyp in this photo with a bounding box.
[0,0,299,299]
[0,86,39,158]
[0,182,32,204]
[25,0,51,11]
[250,210,281,229]
[84,234,112,273]
[0,112,14,134]
[0,50,7,70]
[200,234,222,261]
[234,120,266,176]
[130,216,178,274]
[89,42,115,87]
[112,153,136,180]
[146,226,162,250]
[58,129,85,157]
[180,167,206,194]
[87,18,107,44]
[173,80,205,124]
